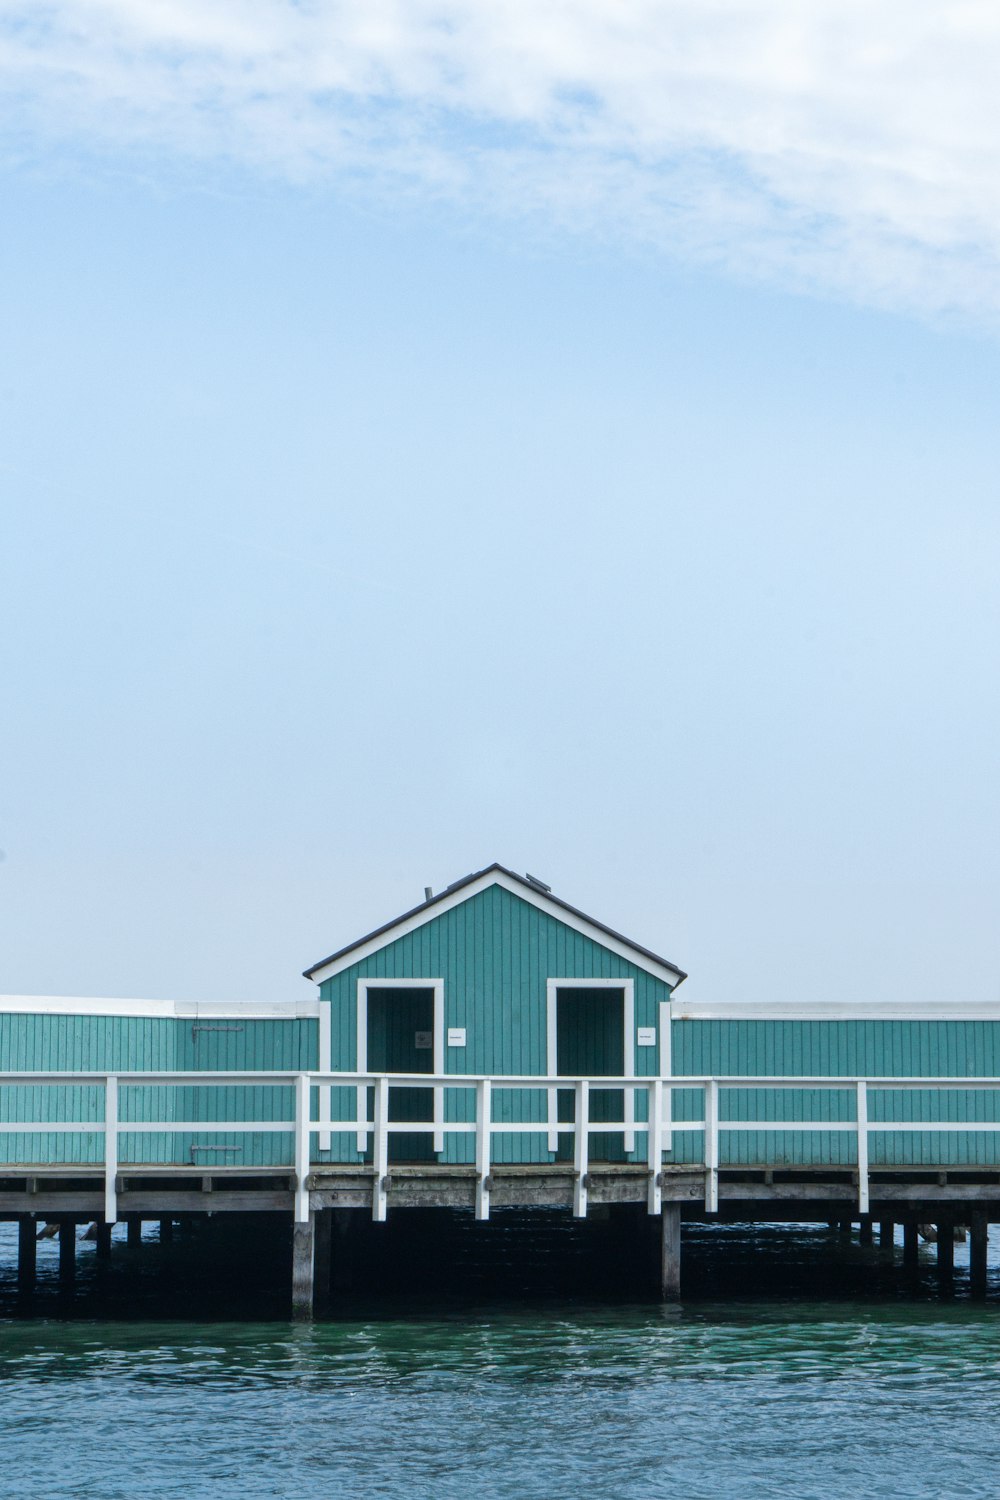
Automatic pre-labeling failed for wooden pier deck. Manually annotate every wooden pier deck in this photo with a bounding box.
[3,1069,1000,1314]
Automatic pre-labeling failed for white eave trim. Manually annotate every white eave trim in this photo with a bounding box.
[673,999,1000,1021]
[307,870,685,987]
[0,995,321,1020]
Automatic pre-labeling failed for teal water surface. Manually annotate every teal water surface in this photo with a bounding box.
[3,1222,1000,1499]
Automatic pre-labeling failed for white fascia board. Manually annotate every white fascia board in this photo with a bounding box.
[673,999,1000,1021]
[0,995,321,1020]
[307,869,684,988]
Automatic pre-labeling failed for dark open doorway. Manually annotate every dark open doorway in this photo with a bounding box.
[555,986,626,1163]
[366,986,435,1163]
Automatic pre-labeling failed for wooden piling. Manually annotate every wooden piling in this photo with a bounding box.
[937,1219,955,1285]
[903,1221,919,1269]
[159,1218,174,1244]
[879,1220,894,1247]
[291,1213,316,1321]
[313,1209,332,1315]
[127,1216,142,1248]
[58,1220,76,1283]
[18,1218,36,1293]
[331,1208,361,1292]
[970,1211,988,1299]
[96,1222,113,1261]
[859,1217,873,1246]
[660,1204,681,1300]
[838,1220,852,1238]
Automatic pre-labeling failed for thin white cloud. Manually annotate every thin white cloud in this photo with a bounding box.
[2,0,999,315]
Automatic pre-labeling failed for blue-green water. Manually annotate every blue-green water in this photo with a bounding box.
[2,1221,1000,1499]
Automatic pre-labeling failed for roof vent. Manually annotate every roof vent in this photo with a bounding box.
[424,887,433,902]
[524,872,552,893]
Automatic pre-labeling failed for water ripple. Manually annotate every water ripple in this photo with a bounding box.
[1,1222,999,1497]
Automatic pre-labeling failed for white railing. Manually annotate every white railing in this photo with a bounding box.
[2,1071,1000,1224]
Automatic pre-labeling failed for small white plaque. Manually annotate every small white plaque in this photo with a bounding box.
[414,1030,433,1050]
[447,1027,467,1047]
[637,1027,657,1047]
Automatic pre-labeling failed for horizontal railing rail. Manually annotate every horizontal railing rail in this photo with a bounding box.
[2,1071,1000,1222]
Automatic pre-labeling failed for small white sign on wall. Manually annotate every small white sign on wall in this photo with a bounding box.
[414,1031,433,1050]
[636,1027,657,1047]
[447,1027,467,1047]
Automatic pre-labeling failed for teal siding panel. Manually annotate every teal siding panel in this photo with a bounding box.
[0,1015,177,1166]
[670,1019,1000,1168]
[176,1020,311,1169]
[0,1014,315,1168]
[318,884,675,1165]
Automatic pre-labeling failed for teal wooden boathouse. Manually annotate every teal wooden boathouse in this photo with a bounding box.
[305,864,686,1167]
[3,862,1000,1180]
[3,862,1000,1311]
[1,870,1000,1182]
[304,863,1000,1176]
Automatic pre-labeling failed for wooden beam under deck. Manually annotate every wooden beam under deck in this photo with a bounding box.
[0,1161,993,1321]
[0,1163,997,1220]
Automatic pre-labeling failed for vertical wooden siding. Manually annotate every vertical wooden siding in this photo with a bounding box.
[670,1019,1000,1167]
[0,1014,316,1167]
[318,883,673,1165]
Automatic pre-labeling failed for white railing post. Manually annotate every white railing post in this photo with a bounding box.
[704,1079,719,1213]
[573,1079,589,1218]
[857,1079,869,1215]
[294,1073,311,1223]
[372,1075,389,1222]
[104,1074,118,1225]
[475,1078,491,1221]
[547,1079,558,1154]
[356,1083,368,1156]
[647,1079,663,1215]
[433,1084,444,1156]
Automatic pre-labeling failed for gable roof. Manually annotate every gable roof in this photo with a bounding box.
[303,863,687,987]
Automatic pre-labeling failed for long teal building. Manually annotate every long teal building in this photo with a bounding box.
[2,863,999,1173]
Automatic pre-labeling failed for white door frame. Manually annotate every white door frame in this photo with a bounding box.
[356,978,445,1154]
[318,1002,332,1151]
[659,997,672,1156]
[546,978,635,1153]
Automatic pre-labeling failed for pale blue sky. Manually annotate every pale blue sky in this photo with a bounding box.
[1,4,999,1008]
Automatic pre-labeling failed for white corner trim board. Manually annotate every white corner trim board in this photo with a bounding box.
[318,998,333,1151]
[0,995,321,1020]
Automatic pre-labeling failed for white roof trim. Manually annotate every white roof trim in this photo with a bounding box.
[0,995,320,1020]
[674,999,1000,1021]
[308,869,685,987]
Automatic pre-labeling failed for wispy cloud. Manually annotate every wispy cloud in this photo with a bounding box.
[2,1,999,316]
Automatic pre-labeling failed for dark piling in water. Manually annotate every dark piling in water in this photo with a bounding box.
[660,1204,681,1300]
[970,1211,988,1297]
[937,1218,955,1288]
[58,1220,75,1284]
[17,1217,36,1293]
